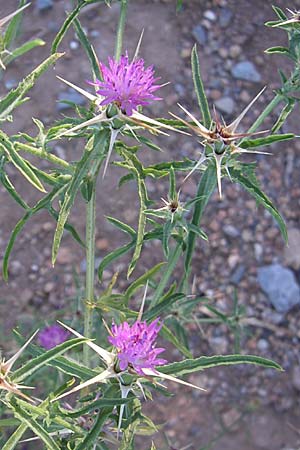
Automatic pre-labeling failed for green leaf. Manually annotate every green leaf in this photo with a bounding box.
[106,216,136,237]
[272,101,295,133]
[59,397,132,419]
[10,400,60,450]
[230,167,288,243]
[168,165,176,199]
[12,338,87,383]
[264,46,290,56]
[48,206,85,248]
[161,324,192,358]
[183,163,216,275]
[52,131,108,264]
[162,220,173,258]
[0,53,63,121]
[144,293,185,322]
[98,241,135,281]
[187,223,208,241]
[4,39,45,65]
[75,410,111,450]
[0,131,46,192]
[191,45,211,128]
[73,18,101,81]
[125,262,166,300]
[2,423,28,450]
[272,5,288,20]
[51,3,82,54]
[160,354,283,376]
[240,133,294,148]
[0,161,29,209]
[3,0,27,49]
[176,0,183,12]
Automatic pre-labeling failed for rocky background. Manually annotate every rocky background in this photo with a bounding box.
[0,0,300,449]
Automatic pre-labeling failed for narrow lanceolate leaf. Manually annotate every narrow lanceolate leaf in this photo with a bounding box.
[73,18,101,81]
[10,401,60,450]
[264,46,290,56]
[161,324,192,358]
[0,165,29,209]
[184,163,216,274]
[106,216,136,237]
[125,262,166,301]
[0,53,63,121]
[5,39,45,65]
[98,241,135,281]
[159,354,283,377]
[240,133,294,149]
[12,338,87,383]
[59,397,132,419]
[230,167,288,243]
[0,131,45,192]
[272,101,295,133]
[191,45,211,128]
[2,423,28,450]
[2,2,30,48]
[75,410,111,450]
[52,131,108,264]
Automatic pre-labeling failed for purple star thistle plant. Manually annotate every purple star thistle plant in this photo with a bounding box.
[108,319,167,375]
[90,53,162,116]
[38,325,69,350]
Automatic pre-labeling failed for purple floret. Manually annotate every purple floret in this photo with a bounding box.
[38,324,69,350]
[90,53,162,116]
[108,318,167,375]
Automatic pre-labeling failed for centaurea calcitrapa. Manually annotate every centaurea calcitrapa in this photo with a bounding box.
[55,48,187,176]
[38,324,70,350]
[108,318,167,375]
[89,52,162,116]
[171,88,270,197]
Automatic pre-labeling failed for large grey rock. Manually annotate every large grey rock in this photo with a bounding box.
[192,25,207,45]
[257,264,300,313]
[215,96,235,115]
[231,61,261,82]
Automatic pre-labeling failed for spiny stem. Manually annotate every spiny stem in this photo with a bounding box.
[83,178,96,367]
[114,0,128,61]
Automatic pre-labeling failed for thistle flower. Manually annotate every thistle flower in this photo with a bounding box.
[38,324,70,350]
[89,53,162,116]
[108,319,167,375]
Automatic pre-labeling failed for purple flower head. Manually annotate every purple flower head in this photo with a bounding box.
[90,53,162,116]
[108,318,167,375]
[38,325,69,350]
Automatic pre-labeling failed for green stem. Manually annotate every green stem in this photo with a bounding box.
[114,0,128,61]
[247,93,282,134]
[83,177,96,367]
[15,143,71,169]
[150,242,182,308]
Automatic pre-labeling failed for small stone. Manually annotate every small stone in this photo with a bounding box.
[180,47,191,58]
[192,25,208,45]
[69,40,79,50]
[210,89,222,100]
[257,338,269,351]
[57,89,86,111]
[96,238,109,250]
[257,264,300,314]
[37,0,53,11]
[231,61,261,82]
[219,7,233,28]
[215,97,235,115]
[229,44,241,59]
[284,228,300,269]
[56,247,73,264]
[44,282,55,293]
[203,10,217,21]
[223,224,240,238]
[292,365,300,391]
[230,264,245,284]
[4,79,18,90]
[240,89,251,103]
[21,288,34,303]
[228,254,240,269]
[10,260,22,276]
[218,47,228,59]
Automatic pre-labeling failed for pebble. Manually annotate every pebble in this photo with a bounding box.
[57,90,86,111]
[219,7,233,28]
[257,264,300,314]
[221,408,241,430]
[44,282,56,293]
[56,247,73,264]
[257,338,269,351]
[192,25,208,45]
[69,40,79,50]
[229,44,241,59]
[203,10,217,22]
[230,264,245,284]
[21,288,34,304]
[37,0,53,11]
[215,96,235,115]
[231,61,261,82]
[284,228,300,269]
[4,79,18,90]
[223,224,240,238]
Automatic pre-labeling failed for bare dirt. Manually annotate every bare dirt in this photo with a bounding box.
[1,0,300,449]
